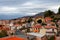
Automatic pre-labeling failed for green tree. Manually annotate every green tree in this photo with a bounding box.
[44,10,54,17]
[27,17,33,23]
[0,30,8,38]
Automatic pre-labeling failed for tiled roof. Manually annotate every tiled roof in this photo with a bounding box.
[0,36,25,40]
[33,24,42,28]
[45,17,53,22]
[45,26,56,29]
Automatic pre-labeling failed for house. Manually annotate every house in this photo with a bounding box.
[32,24,42,33]
[45,17,53,22]
[45,23,57,36]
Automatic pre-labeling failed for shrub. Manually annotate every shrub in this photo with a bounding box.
[0,30,8,38]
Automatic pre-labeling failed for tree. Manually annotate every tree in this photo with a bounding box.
[0,30,8,38]
[37,20,42,24]
[27,17,33,23]
[48,36,55,40]
[44,10,54,17]
[58,7,60,14]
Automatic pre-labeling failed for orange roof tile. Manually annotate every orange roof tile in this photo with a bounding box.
[45,26,56,29]
[45,17,53,22]
[33,24,42,28]
[0,36,25,40]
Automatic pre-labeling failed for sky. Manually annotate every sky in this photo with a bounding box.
[0,0,60,19]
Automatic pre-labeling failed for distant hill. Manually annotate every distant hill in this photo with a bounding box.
[0,12,51,20]
[18,12,45,19]
[33,12,44,17]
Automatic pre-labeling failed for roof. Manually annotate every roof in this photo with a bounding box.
[45,17,53,22]
[33,24,42,28]
[0,36,25,40]
[45,26,56,29]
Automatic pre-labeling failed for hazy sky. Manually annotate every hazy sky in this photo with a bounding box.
[0,0,60,19]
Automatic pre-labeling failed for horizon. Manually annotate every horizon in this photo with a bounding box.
[0,0,59,20]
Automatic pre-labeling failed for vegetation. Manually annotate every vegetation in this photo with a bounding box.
[37,19,42,24]
[27,17,33,23]
[0,30,8,38]
[48,36,55,40]
[57,7,60,14]
[44,10,54,17]
[44,7,60,20]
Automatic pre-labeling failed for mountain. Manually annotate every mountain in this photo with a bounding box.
[0,14,24,20]
[0,12,45,20]
[33,12,44,17]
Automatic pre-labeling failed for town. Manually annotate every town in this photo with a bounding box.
[0,8,60,40]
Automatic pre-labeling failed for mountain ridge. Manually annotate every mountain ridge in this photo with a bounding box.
[0,12,44,20]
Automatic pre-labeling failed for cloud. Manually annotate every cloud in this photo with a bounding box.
[0,6,17,12]
[0,0,59,19]
[47,5,60,13]
[0,1,59,13]
[0,0,28,6]
[22,2,33,6]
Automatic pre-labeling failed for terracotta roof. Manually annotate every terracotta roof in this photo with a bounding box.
[45,17,53,22]
[33,24,42,28]
[0,36,25,40]
[45,26,56,29]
